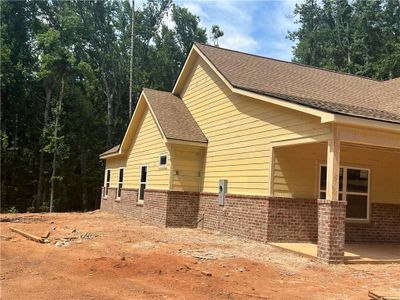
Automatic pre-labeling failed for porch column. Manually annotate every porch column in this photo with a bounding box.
[317,136,347,263]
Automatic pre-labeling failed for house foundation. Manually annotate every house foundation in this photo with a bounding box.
[100,189,399,263]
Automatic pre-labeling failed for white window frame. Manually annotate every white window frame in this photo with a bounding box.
[104,169,111,198]
[116,168,124,200]
[318,164,370,221]
[159,154,167,168]
[138,165,148,204]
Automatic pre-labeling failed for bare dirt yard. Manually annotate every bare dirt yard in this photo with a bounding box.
[1,211,399,299]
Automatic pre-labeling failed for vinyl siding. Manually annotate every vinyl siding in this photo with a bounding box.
[170,144,204,192]
[274,142,400,204]
[123,107,170,189]
[179,57,330,195]
[104,157,126,188]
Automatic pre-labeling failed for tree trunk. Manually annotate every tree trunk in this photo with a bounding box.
[50,77,64,213]
[129,0,135,119]
[36,82,53,211]
[79,146,87,212]
[107,93,113,146]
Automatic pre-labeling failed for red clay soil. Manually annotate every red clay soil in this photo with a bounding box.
[1,211,399,299]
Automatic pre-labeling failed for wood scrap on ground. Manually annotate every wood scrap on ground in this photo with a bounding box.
[0,234,12,240]
[41,231,50,239]
[369,291,400,300]
[9,227,49,243]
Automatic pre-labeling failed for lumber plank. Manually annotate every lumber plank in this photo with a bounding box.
[10,227,44,243]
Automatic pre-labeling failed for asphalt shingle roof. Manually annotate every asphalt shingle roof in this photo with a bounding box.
[143,88,208,143]
[195,43,400,124]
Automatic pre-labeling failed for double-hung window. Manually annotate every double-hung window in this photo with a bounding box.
[319,165,370,220]
[139,166,147,203]
[117,168,124,199]
[105,170,111,198]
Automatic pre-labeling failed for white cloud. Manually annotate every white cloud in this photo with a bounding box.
[220,34,259,53]
[174,0,303,60]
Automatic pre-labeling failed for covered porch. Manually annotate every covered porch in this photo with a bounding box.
[269,242,400,264]
[269,125,400,263]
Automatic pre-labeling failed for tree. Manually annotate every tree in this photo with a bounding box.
[289,0,400,80]
[1,0,218,213]
[211,25,224,46]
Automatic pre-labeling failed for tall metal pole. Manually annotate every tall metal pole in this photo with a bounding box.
[129,0,135,119]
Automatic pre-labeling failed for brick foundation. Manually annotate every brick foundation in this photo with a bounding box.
[100,188,199,227]
[198,193,318,243]
[267,197,318,242]
[100,188,400,263]
[317,199,347,263]
[346,203,400,243]
[100,187,142,218]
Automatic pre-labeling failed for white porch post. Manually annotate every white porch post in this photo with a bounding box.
[326,137,340,201]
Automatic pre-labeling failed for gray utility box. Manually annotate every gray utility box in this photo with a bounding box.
[218,179,228,206]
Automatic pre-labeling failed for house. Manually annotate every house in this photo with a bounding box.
[100,43,400,263]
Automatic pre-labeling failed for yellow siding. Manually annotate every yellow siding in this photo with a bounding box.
[179,57,330,195]
[273,142,400,204]
[170,144,204,192]
[122,107,170,189]
[105,157,126,187]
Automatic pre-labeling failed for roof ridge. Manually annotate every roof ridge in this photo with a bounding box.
[195,43,382,83]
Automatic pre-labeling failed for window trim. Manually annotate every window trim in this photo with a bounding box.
[116,168,124,200]
[318,163,370,222]
[159,154,167,168]
[104,169,111,199]
[138,165,148,204]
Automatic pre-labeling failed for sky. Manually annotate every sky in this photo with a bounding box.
[137,0,301,62]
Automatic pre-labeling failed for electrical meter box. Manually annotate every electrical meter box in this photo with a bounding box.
[218,179,228,206]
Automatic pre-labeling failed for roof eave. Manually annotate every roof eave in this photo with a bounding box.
[323,114,400,133]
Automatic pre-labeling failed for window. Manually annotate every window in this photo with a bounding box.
[159,155,167,166]
[105,170,111,197]
[117,168,124,199]
[139,166,147,202]
[319,165,369,220]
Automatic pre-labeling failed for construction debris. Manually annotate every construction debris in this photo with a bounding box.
[55,239,70,247]
[80,232,96,240]
[41,231,50,239]
[201,271,212,277]
[368,291,400,300]
[0,234,12,241]
[9,227,49,243]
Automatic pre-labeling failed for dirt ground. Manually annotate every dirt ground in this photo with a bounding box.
[1,211,399,300]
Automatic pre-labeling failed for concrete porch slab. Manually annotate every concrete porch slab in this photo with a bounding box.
[269,242,400,264]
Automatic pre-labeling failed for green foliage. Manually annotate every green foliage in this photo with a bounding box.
[211,25,224,46]
[27,207,35,213]
[289,0,400,80]
[39,203,50,213]
[1,0,216,212]
[6,207,18,214]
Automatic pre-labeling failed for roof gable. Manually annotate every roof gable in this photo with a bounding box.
[101,88,207,159]
[173,43,400,125]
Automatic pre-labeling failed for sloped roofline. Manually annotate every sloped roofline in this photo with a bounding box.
[100,89,207,159]
[172,44,400,133]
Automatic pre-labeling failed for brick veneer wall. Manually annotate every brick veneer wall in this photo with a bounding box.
[198,193,318,243]
[346,203,400,243]
[142,189,168,226]
[100,188,399,248]
[165,190,200,228]
[317,199,347,263]
[267,197,318,242]
[100,187,116,211]
[100,187,142,218]
[198,192,270,242]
